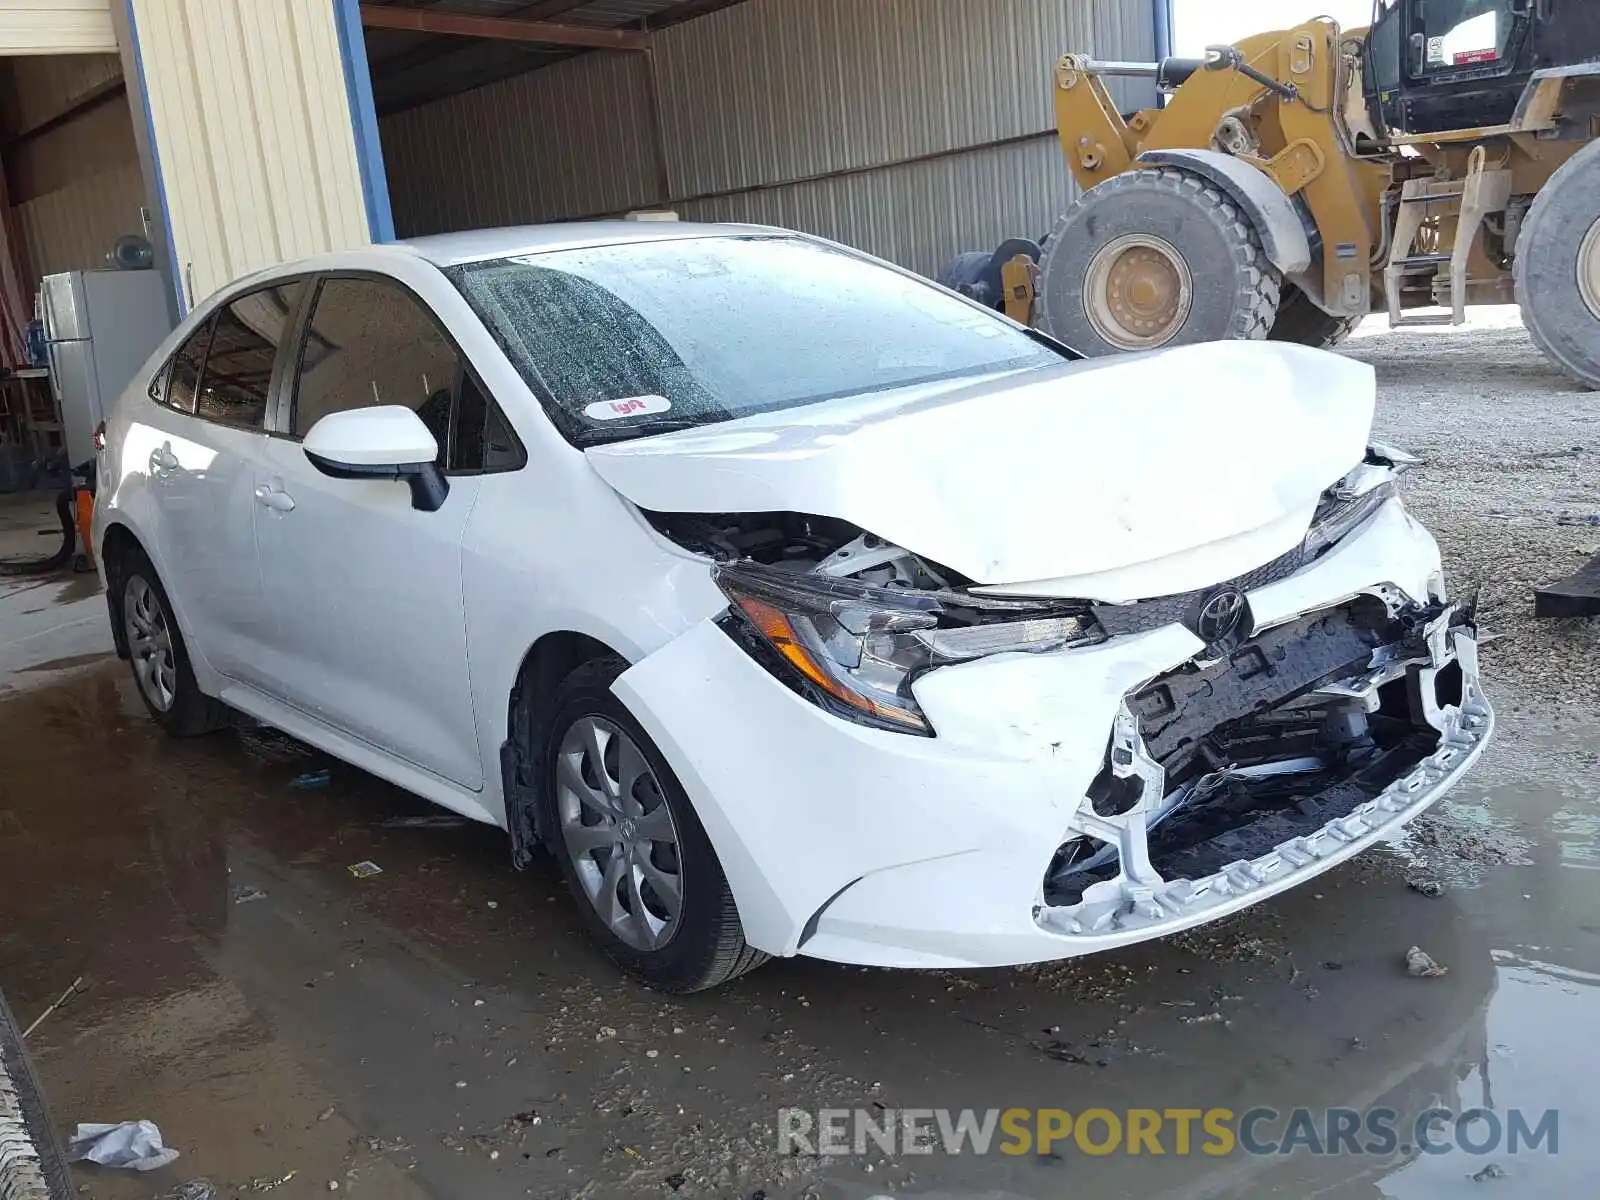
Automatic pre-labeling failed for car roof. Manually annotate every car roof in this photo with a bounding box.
[395,220,782,267]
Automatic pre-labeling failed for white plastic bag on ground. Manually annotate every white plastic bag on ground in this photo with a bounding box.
[68,1120,180,1170]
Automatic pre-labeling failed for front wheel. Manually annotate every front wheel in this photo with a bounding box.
[539,657,768,993]
[1037,166,1281,355]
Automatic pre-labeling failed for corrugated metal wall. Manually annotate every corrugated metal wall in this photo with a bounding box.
[0,51,119,131]
[0,0,115,56]
[383,49,659,240]
[0,53,142,288]
[15,159,144,280]
[380,0,1154,276]
[129,0,371,307]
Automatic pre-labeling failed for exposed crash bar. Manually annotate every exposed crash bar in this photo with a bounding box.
[1041,605,1491,941]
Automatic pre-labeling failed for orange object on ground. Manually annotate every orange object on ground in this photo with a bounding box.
[74,488,95,569]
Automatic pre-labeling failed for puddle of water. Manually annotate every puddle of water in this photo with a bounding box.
[17,650,114,673]
[2,669,1598,1199]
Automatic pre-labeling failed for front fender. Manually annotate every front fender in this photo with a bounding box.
[1137,147,1313,275]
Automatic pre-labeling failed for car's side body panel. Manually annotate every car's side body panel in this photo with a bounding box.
[456,469,729,828]
[248,440,486,790]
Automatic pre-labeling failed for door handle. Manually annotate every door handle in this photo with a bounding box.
[254,484,296,513]
[149,443,179,478]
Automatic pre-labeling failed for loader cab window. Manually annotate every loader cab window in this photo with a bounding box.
[1367,0,1406,93]
[1416,1,1507,74]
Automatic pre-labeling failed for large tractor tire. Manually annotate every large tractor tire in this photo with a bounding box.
[1515,138,1600,390]
[1269,284,1362,348]
[1037,166,1281,356]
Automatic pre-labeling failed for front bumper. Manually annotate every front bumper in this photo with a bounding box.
[614,499,1492,968]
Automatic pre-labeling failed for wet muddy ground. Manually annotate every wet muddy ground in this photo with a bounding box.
[3,316,1599,1199]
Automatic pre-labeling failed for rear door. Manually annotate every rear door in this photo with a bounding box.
[249,274,491,791]
[143,279,307,682]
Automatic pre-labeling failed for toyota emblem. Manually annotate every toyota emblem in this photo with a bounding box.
[1194,587,1247,644]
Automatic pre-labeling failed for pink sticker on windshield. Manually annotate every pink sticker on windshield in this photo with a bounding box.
[585,394,672,421]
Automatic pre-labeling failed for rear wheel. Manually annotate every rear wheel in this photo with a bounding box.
[1516,139,1600,389]
[117,550,228,737]
[1269,284,1362,348]
[1037,166,1281,355]
[539,656,768,993]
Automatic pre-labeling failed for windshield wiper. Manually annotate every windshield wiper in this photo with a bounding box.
[575,417,711,445]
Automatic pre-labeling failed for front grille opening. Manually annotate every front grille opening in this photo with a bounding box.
[1433,659,1465,711]
[1046,601,1460,908]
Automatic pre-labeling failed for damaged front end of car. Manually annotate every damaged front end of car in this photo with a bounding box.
[624,439,1490,963]
[1037,596,1490,941]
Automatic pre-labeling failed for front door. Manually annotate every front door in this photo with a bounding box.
[250,275,485,791]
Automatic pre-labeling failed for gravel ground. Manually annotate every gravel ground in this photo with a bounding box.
[1341,307,1600,708]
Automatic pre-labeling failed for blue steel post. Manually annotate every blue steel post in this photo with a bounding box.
[333,0,396,242]
[111,0,183,323]
[1153,0,1174,60]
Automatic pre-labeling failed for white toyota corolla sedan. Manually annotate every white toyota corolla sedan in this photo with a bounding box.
[94,223,1492,992]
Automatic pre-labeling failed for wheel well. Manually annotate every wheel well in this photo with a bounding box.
[503,631,624,866]
[99,524,145,659]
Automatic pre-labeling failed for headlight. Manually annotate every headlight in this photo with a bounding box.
[1304,479,1398,558]
[1305,443,1416,559]
[716,563,1102,735]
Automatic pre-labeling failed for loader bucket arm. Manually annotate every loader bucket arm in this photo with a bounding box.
[1056,22,1383,320]
[1052,55,1144,188]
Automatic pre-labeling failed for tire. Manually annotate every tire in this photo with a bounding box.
[1515,139,1600,389]
[1269,283,1363,348]
[937,250,995,302]
[117,548,228,737]
[539,656,768,993]
[1,991,72,1200]
[1038,166,1282,356]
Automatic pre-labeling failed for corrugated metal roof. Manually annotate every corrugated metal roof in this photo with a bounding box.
[363,0,748,115]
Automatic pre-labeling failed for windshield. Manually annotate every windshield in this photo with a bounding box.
[449,235,1067,445]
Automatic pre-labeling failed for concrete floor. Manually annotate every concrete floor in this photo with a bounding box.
[2,319,1598,1199]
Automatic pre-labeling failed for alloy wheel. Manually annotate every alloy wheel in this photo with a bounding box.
[555,716,684,951]
[123,575,177,712]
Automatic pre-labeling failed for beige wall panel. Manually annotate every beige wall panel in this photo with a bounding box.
[0,0,116,55]
[130,0,370,307]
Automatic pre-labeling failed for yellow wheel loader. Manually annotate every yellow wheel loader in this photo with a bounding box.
[942,0,1600,387]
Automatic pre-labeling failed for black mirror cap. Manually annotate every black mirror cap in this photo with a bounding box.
[304,450,450,513]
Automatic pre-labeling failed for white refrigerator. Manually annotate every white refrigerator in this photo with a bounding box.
[39,269,173,466]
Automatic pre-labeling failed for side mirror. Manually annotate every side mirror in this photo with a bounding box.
[1410,31,1429,75]
[302,406,449,512]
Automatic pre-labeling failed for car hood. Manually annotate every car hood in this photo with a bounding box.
[584,341,1377,599]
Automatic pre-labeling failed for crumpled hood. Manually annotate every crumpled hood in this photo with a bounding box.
[585,340,1376,598]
